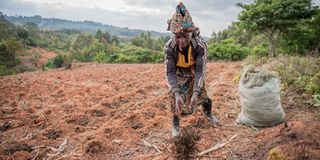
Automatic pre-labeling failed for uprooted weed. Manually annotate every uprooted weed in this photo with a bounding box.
[173,125,200,160]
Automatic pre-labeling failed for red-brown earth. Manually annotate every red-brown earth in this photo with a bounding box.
[0,61,319,160]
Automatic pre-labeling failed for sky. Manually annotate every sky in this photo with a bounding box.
[1,0,320,37]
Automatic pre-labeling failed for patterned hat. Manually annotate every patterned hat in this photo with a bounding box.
[167,2,195,34]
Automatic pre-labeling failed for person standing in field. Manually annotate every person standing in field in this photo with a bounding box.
[164,2,219,137]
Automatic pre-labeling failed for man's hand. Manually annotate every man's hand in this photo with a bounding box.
[174,92,183,116]
[189,92,198,114]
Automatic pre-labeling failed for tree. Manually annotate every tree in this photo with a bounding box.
[280,8,320,54]
[209,32,218,44]
[103,32,111,44]
[162,35,171,43]
[73,33,94,51]
[238,0,317,57]
[209,22,254,46]
[143,32,153,49]
[0,39,22,68]
[308,8,320,54]
[51,37,60,49]
[23,22,38,31]
[80,39,107,62]
[0,14,15,41]
[111,35,120,46]
[131,32,158,50]
[95,30,111,44]
[95,29,104,41]
[16,27,29,41]
[153,37,165,51]
[131,36,143,47]
[23,22,41,47]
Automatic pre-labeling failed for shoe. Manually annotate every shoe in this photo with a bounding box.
[172,125,180,137]
[202,98,219,124]
[206,114,219,124]
[172,115,180,137]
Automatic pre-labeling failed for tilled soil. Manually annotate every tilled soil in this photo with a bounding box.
[0,62,319,160]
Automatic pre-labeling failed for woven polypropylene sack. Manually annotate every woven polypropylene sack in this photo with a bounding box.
[236,66,285,127]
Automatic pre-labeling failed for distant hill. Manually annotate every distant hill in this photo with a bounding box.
[4,15,170,38]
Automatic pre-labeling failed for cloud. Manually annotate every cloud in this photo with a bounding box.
[1,0,319,37]
[124,0,174,9]
[112,0,253,36]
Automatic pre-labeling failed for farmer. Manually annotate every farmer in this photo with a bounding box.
[165,2,219,137]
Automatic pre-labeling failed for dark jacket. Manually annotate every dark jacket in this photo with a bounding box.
[164,36,208,94]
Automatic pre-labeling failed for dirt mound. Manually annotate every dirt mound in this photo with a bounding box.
[26,48,57,66]
[0,62,319,159]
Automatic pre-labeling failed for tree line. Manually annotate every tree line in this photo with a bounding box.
[207,0,319,61]
[0,12,170,75]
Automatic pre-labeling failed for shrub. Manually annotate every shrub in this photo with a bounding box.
[94,51,108,63]
[45,59,54,69]
[115,53,138,63]
[45,54,64,69]
[0,39,22,68]
[53,54,64,68]
[208,38,249,61]
[0,39,22,76]
[77,40,109,62]
[251,43,268,57]
[0,65,15,76]
[114,45,162,63]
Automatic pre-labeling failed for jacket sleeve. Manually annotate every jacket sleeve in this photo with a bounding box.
[193,38,208,93]
[164,39,179,94]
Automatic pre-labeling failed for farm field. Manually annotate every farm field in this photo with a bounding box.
[0,62,319,160]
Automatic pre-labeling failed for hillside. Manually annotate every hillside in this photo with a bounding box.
[16,48,58,73]
[0,62,319,159]
[4,15,170,38]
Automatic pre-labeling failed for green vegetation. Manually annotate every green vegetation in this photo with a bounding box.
[0,13,23,76]
[1,11,171,76]
[245,56,320,108]
[226,0,320,108]
[116,45,162,63]
[276,56,320,108]
[45,54,64,69]
[209,0,319,60]
[238,0,317,57]
[208,38,249,61]
[131,32,169,51]
[66,31,164,64]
